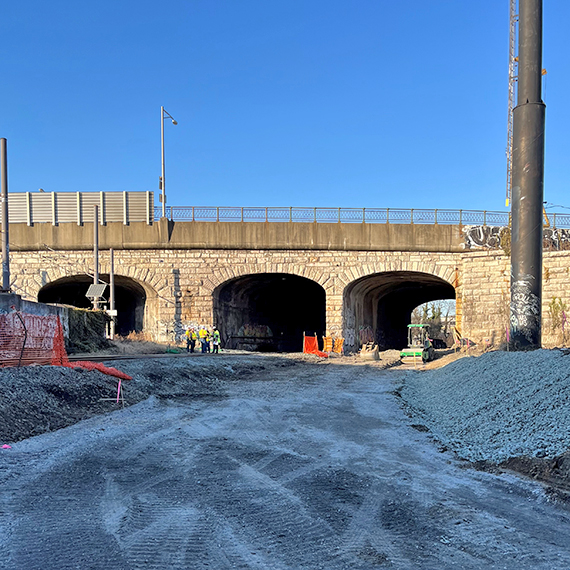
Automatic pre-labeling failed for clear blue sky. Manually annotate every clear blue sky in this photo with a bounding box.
[1,1,568,211]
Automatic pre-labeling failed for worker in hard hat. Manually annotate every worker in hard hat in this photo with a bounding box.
[185,327,197,353]
[212,327,221,354]
[198,326,208,353]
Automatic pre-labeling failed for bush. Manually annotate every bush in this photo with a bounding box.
[67,308,111,354]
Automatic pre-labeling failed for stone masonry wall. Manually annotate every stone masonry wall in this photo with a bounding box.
[459,251,511,347]
[459,250,570,348]
[9,248,461,347]
[8,247,570,349]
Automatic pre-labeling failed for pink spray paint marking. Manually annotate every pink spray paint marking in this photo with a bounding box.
[116,380,122,404]
[2,444,12,449]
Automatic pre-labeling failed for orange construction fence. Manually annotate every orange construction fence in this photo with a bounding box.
[303,335,329,358]
[304,334,344,357]
[322,337,344,354]
[0,311,131,381]
[332,338,344,354]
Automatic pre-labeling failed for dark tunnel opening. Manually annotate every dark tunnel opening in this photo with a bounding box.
[213,273,326,352]
[38,275,146,336]
[344,271,455,351]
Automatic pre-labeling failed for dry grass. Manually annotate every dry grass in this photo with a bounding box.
[70,337,172,358]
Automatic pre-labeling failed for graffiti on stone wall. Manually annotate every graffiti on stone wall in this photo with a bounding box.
[343,310,356,350]
[327,323,343,338]
[359,326,374,345]
[237,324,273,338]
[344,328,355,349]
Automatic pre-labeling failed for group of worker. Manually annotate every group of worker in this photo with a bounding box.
[185,326,221,354]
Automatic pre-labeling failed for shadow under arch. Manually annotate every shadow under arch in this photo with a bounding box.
[213,273,326,352]
[38,274,153,337]
[343,271,455,351]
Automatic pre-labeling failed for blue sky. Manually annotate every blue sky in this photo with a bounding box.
[1,1,568,212]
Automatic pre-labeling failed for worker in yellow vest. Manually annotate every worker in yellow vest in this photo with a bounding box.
[212,327,221,354]
[205,328,212,353]
[199,327,208,353]
[185,327,197,353]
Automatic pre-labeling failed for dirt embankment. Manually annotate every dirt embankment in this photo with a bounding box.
[0,355,299,444]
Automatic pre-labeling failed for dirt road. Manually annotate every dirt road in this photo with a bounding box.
[2,356,570,569]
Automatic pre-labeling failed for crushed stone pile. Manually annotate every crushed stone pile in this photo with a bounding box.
[399,349,570,463]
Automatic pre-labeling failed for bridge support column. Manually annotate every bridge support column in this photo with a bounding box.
[325,294,343,340]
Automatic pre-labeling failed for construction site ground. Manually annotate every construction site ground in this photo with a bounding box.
[2,346,570,569]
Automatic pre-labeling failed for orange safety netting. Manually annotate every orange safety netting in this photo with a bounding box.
[1,312,131,381]
[66,360,132,381]
[303,335,328,358]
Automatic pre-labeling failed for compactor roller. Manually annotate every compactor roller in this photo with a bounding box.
[400,324,435,365]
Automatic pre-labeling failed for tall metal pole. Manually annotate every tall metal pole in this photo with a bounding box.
[93,205,100,309]
[109,248,115,339]
[161,106,166,218]
[510,0,546,350]
[0,139,9,292]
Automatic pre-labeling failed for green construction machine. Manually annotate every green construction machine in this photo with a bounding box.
[400,324,435,365]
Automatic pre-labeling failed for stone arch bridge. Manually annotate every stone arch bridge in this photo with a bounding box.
[7,218,570,350]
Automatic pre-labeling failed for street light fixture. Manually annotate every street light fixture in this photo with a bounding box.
[160,105,178,218]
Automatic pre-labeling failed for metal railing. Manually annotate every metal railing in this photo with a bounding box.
[154,206,570,229]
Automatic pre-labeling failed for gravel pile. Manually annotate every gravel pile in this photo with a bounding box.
[399,349,570,462]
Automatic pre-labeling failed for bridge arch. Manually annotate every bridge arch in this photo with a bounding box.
[343,271,455,351]
[38,274,157,337]
[213,273,326,352]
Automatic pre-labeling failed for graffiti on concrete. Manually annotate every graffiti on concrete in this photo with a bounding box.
[543,228,570,251]
[463,226,504,250]
[464,225,570,251]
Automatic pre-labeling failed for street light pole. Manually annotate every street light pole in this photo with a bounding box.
[160,106,177,219]
[161,106,165,218]
[1,138,9,292]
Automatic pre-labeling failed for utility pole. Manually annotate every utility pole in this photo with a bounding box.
[510,0,546,350]
[93,205,100,309]
[109,248,116,339]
